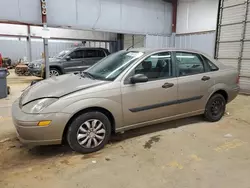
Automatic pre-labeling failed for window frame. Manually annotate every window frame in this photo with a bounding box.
[97,50,106,57]
[83,49,105,58]
[123,51,176,84]
[69,49,84,59]
[200,54,219,72]
[173,51,208,77]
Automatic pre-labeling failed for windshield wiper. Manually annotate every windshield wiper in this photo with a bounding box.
[82,72,95,79]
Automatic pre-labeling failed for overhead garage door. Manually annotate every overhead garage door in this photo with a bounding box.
[124,34,145,50]
[215,0,250,93]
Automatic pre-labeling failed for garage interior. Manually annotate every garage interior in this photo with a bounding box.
[0,0,250,187]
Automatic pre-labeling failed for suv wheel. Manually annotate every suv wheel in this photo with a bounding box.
[49,68,61,77]
[204,93,226,122]
[67,111,111,154]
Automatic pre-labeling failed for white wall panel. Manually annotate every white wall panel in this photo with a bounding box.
[177,0,218,33]
[215,0,250,93]
[217,42,241,58]
[175,32,216,57]
[0,0,41,24]
[0,0,172,35]
[221,4,245,25]
[0,24,28,36]
[241,60,250,77]
[219,23,242,42]
[223,0,245,7]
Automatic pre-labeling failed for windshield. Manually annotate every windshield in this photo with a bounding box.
[55,50,70,58]
[85,51,144,81]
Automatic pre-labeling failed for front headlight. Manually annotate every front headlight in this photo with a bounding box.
[22,98,58,113]
[34,63,42,68]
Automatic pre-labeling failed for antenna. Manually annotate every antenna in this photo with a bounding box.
[126,39,144,51]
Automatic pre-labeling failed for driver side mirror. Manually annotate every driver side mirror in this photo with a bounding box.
[65,56,71,61]
[130,74,148,84]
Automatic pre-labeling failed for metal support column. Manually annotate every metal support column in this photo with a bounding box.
[41,0,50,78]
[238,0,249,73]
[43,37,49,78]
[214,0,224,59]
[26,25,32,62]
[171,33,176,47]
[132,35,135,48]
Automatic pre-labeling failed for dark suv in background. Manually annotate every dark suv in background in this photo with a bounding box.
[28,47,110,78]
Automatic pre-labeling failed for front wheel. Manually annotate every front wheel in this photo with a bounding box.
[49,68,61,77]
[204,93,226,122]
[67,111,111,154]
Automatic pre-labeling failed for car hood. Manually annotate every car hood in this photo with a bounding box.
[30,58,61,65]
[21,74,108,105]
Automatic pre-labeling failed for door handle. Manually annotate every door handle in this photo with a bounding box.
[162,82,174,89]
[201,76,210,81]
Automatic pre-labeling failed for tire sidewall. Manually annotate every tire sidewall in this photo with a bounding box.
[67,111,111,154]
[205,94,226,122]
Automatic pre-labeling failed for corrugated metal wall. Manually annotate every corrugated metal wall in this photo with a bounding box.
[0,37,27,61]
[175,31,216,57]
[144,32,215,57]
[124,34,145,49]
[145,35,172,48]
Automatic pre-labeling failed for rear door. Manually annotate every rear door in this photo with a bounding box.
[63,49,85,73]
[82,49,106,70]
[121,51,178,126]
[175,51,216,114]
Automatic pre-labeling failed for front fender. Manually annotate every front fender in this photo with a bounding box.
[49,62,64,73]
[61,98,123,129]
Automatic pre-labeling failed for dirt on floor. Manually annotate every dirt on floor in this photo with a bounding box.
[0,71,250,188]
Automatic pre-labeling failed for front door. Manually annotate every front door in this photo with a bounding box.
[175,51,215,114]
[121,51,178,126]
[63,49,85,73]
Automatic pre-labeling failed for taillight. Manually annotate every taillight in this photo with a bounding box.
[236,75,240,84]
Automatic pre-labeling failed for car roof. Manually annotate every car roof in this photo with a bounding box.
[73,47,108,50]
[127,47,210,57]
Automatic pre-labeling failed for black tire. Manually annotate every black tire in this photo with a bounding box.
[67,111,111,154]
[204,93,226,122]
[7,86,10,95]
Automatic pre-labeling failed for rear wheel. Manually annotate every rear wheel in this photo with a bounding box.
[67,111,111,154]
[204,93,226,122]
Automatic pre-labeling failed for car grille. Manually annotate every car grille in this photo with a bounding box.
[28,63,34,68]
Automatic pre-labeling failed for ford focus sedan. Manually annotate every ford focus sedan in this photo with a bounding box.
[12,48,239,154]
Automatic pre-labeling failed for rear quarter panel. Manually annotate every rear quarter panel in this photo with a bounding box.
[210,66,239,103]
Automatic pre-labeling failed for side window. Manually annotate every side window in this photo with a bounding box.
[84,50,105,58]
[70,50,84,59]
[201,55,219,71]
[133,52,173,80]
[176,52,205,76]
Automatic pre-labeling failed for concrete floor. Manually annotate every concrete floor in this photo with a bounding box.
[0,70,250,188]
